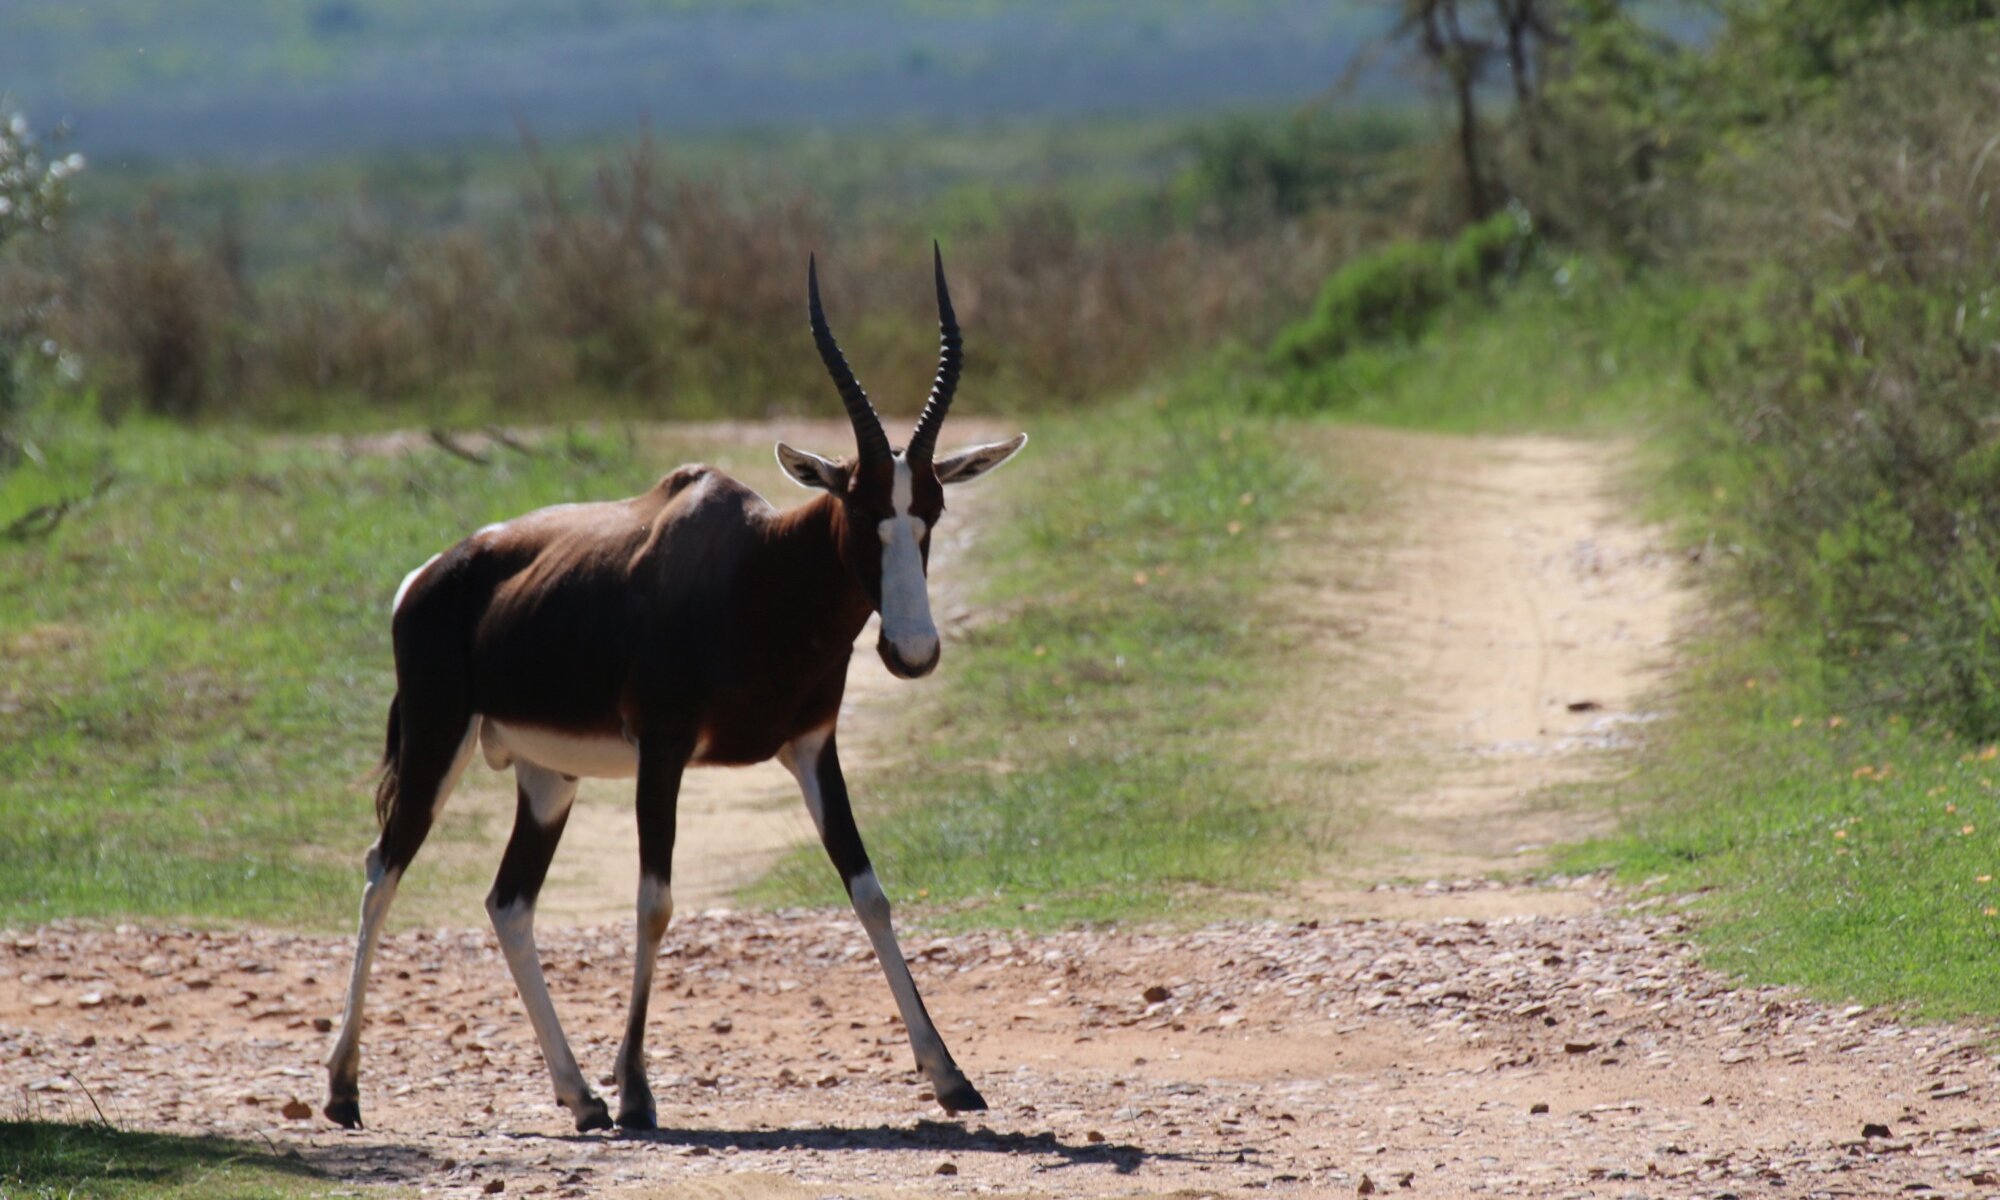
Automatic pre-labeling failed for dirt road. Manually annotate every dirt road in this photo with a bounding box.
[5,428,1997,1199]
[1287,429,1688,919]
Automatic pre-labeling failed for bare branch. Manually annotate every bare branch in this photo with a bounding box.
[427,428,492,466]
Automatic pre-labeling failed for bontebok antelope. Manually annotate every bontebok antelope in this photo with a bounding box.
[324,248,1025,1132]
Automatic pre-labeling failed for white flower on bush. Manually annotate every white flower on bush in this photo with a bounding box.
[0,109,80,250]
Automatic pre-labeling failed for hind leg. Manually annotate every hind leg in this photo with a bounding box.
[485,761,610,1131]
[324,711,478,1129]
[612,730,691,1130]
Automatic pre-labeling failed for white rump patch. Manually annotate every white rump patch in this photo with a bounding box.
[392,553,442,614]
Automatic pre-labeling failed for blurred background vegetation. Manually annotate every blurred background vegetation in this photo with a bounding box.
[7,0,2000,1010]
[0,0,1424,429]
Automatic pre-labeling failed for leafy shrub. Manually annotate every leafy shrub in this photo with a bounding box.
[1502,0,1698,261]
[11,136,1353,425]
[1692,34,2000,735]
[1175,109,1419,226]
[1495,2,1997,265]
[70,202,245,419]
[1269,207,1532,370]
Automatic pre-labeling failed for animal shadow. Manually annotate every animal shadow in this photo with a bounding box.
[615,1118,1240,1176]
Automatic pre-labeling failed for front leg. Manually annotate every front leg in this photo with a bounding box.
[613,728,692,1130]
[778,728,987,1114]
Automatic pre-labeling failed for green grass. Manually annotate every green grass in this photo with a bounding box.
[1259,261,1701,434]
[1569,633,2000,1021]
[0,1122,338,1199]
[0,402,684,926]
[1,372,1349,933]
[748,376,1351,929]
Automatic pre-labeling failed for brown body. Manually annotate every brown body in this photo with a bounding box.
[406,467,869,771]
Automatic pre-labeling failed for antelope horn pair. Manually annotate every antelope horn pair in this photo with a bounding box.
[807,243,961,468]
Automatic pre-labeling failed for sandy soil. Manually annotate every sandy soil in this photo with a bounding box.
[6,427,1998,1200]
[1280,429,1689,921]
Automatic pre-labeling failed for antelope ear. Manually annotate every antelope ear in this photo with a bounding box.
[775,442,848,492]
[934,433,1028,485]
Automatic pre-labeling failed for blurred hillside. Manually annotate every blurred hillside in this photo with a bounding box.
[9,0,1399,165]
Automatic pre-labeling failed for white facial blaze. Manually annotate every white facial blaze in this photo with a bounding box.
[877,456,938,666]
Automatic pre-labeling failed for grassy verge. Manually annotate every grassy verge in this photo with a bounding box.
[0,1122,337,1199]
[1258,264,1699,434]
[748,375,1349,929]
[0,406,672,926]
[1569,635,2000,1022]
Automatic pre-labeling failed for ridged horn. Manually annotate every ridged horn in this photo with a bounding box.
[808,254,891,466]
[905,242,962,466]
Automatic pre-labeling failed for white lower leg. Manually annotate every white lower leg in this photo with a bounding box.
[326,718,476,1123]
[488,895,596,1116]
[781,732,980,1109]
[327,844,400,1097]
[848,867,953,1073]
[614,875,673,1118]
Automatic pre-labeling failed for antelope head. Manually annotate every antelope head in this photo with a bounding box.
[776,246,1027,679]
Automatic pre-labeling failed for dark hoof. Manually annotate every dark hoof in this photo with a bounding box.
[616,1107,657,1131]
[323,1098,363,1129]
[934,1073,987,1115]
[574,1100,615,1133]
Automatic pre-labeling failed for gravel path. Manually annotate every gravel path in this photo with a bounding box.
[3,901,1996,1198]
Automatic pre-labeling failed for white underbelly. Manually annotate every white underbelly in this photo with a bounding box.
[480,717,638,779]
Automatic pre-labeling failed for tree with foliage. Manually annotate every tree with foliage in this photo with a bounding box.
[1394,0,1568,222]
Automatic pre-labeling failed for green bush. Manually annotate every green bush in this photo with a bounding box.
[1174,109,1420,225]
[1269,207,1532,371]
[1259,262,1698,426]
[1690,33,2000,736]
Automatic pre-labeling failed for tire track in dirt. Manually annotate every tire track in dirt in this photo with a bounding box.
[5,428,1998,1199]
[1279,428,1689,919]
